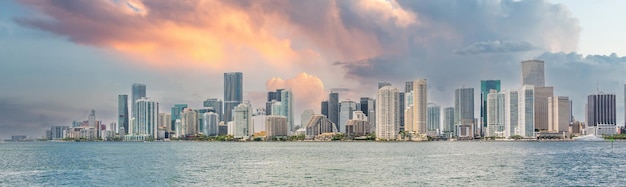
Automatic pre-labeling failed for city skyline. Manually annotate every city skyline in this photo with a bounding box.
[2,0,626,138]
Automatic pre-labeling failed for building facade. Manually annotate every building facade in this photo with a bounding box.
[134,97,159,139]
[411,79,427,134]
[376,86,399,140]
[521,60,545,87]
[224,72,243,123]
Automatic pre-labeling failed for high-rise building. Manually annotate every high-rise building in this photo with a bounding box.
[131,83,146,120]
[404,91,414,133]
[50,126,69,140]
[548,96,571,132]
[486,91,506,137]
[328,92,339,129]
[378,82,392,89]
[443,107,455,135]
[519,85,535,137]
[134,97,159,138]
[427,103,440,134]
[480,80,501,130]
[346,111,370,137]
[157,113,171,133]
[321,101,329,118]
[224,72,243,122]
[301,110,315,129]
[88,110,99,138]
[265,116,288,139]
[203,98,223,121]
[180,108,198,137]
[280,90,294,132]
[171,104,188,132]
[521,60,545,87]
[411,79,427,134]
[118,94,129,135]
[359,97,376,131]
[397,92,405,131]
[454,87,474,126]
[586,93,617,126]
[504,90,519,138]
[376,86,399,140]
[405,81,414,92]
[339,100,357,133]
[203,112,220,136]
[534,86,554,131]
[265,89,284,115]
[232,102,253,139]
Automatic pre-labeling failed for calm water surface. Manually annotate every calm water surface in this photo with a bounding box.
[1,141,625,186]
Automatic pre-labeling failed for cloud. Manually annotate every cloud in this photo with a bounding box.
[454,40,539,55]
[266,72,326,118]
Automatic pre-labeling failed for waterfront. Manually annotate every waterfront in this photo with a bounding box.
[1,141,625,186]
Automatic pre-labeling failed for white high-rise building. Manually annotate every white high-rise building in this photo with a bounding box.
[519,85,535,137]
[174,119,182,138]
[376,86,399,140]
[135,97,159,138]
[180,108,198,137]
[504,90,519,138]
[339,100,358,133]
[203,112,220,136]
[487,91,506,137]
[233,102,253,139]
[411,79,427,134]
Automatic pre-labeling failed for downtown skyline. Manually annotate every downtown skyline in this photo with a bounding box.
[2,0,626,138]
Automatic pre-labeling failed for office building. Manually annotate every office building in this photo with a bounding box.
[280,90,294,132]
[521,60,545,87]
[487,91,506,137]
[376,86,399,140]
[171,104,188,132]
[134,97,159,138]
[534,86,554,131]
[504,90,519,138]
[339,100,357,133]
[131,83,146,120]
[232,102,253,139]
[300,110,315,129]
[305,115,337,136]
[328,92,339,129]
[203,112,220,136]
[455,87,474,136]
[321,101,329,118]
[427,103,440,135]
[548,96,571,132]
[410,79,427,134]
[359,97,376,132]
[480,80,501,130]
[224,72,243,122]
[586,93,616,135]
[346,112,370,137]
[265,89,284,115]
[398,92,405,131]
[519,85,535,137]
[203,98,223,121]
[443,107,455,135]
[265,116,288,139]
[118,94,129,135]
[405,81,414,92]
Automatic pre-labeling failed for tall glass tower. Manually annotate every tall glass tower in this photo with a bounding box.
[224,72,243,122]
[328,92,339,129]
[118,94,129,135]
[131,83,146,120]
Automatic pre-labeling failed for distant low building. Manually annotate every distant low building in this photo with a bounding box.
[305,115,337,138]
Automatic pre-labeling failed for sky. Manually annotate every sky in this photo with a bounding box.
[1,0,626,139]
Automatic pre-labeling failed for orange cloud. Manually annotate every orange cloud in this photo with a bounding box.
[266,72,326,115]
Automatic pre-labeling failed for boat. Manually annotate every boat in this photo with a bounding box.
[573,134,604,141]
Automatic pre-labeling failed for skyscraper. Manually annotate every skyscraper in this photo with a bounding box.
[480,80,501,130]
[171,104,188,132]
[405,81,414,92]
[328,92,339,129]
[519,85,535,137]
[339,100,357,133]
[548,96,571,132]
[135,97,159,138]
[411,79,427,134]
[203,98,223,121]
[118,95,129,135]
[360,97,376,132]
[203,112,220,136]
[233,102,253,138]
[521,60,545,87]
[376,86,399,140]
[131,83,146,120]
[586,93,617,126]
[397,92,405,131]
[443,107,455,135]
[454,87,474,126]
[534,86,554,131]
[180,108,197,137]
[321,101,329,118]
[266,89,283,115]
[427,103,440,134]
[504,90,519,138]
[378,82,392,89]
[487,91,506,137]
[280,90,294,132]
[224,72,243,122]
